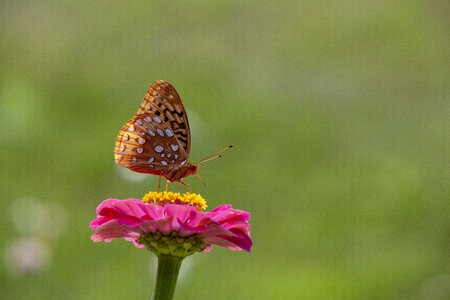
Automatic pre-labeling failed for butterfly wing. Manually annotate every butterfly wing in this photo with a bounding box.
[114,81,191,175]
[137,80,191,155]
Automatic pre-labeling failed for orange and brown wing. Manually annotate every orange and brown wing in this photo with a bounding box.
[137,80,191,155]
[114,80,191,175]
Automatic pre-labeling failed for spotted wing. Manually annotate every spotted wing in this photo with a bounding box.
[114,81,190,175]
[137,80,191,155]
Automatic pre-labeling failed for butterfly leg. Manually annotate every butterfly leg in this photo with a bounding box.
[157,176,162,192]
[180,180,192,192]
[165,180,169,192]
[197,173,206,192]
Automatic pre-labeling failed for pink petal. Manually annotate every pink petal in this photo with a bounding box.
[90,199,252,252]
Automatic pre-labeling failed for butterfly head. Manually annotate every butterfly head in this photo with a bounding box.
[186,162,200,176]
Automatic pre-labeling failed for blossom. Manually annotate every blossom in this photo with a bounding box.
[142,191,207,211]
[90,192,252,256]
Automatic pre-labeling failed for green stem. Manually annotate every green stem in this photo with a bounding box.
[152,255,184,300]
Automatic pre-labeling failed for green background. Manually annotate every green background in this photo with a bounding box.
[1,1,449,299]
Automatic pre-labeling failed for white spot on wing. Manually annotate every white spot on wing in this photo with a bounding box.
[155,146,163,153]
[180,160,187,165]
[135,119,143,126]
[144,116,152,123]
[136,148,144,154]
[165,128,174,137]
[154,116,161,123]
[167,153,171,158]
[161,153,165,158]
[148,157,154,163]
[137,138,146,145]
[161,160,167,166]
[148,129,156,136]
[128,125,135,132]
[171,144,179,152]
[156,129,165,137]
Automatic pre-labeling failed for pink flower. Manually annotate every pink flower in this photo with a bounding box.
[90,198,252,255]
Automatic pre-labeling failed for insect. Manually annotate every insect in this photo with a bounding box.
[114,80,230,187]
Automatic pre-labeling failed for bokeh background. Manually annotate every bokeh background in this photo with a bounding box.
[1,1,449,299]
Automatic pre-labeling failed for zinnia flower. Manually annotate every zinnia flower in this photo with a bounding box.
[90,192,252,257]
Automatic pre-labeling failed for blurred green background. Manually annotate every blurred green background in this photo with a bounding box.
[1,1,449,299]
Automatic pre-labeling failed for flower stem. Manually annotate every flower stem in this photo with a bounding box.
[152,255,183,300]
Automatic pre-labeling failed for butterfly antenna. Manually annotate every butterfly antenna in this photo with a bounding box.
[197,145,233,164]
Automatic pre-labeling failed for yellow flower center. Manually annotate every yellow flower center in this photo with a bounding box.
[142,191,207,211]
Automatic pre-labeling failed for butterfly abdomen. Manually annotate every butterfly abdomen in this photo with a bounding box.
[164,163,199,182]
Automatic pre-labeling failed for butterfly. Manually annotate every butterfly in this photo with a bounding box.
[114,80,201,183]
